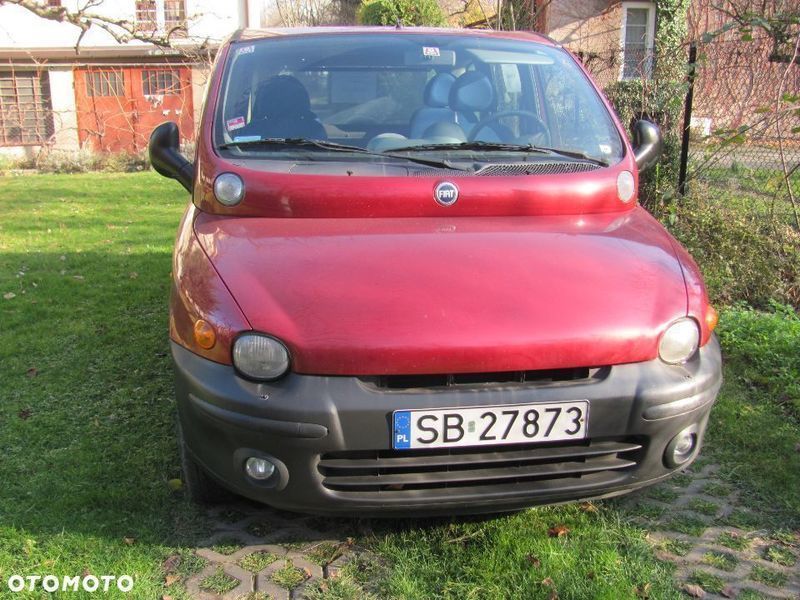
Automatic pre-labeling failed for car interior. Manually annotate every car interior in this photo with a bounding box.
[219,35,623,163]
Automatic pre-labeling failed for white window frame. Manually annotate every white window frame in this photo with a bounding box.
[619,1,656,81]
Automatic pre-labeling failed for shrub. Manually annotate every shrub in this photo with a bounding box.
[665,191,800,309]
[605,79,685,209]
[34,149,151,174]
[36,149,105,173]
[358,0,446,26]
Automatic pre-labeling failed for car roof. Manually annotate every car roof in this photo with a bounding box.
[231,26,558,47]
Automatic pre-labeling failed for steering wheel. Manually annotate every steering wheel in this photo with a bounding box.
[468,110,550,143]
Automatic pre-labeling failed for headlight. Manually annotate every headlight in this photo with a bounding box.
[233,333,290,380]
[659,318,700,364]
[214,172,245,206]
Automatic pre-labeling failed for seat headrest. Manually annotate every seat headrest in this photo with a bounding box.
[254,75,311,119]
[449,71,494,112]
[423,73,456,108]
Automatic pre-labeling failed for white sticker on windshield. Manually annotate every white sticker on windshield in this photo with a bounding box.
[233,135,261,142]
[226,116,246,131]
[598,144,612,154]
[236,45,255,56]
[423,46,441,57]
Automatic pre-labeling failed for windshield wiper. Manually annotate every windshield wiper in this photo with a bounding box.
[388,141,608,167]
[219,137,468,171]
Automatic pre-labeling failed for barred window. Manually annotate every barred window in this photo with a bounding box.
[86,69,124,97]
[142,69,181,95]
[621,2,655,80]
[164,0,186,32]
[0,71,54,146]
[135,0,158,32]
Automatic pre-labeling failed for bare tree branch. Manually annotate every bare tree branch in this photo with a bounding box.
[0,0,189,52]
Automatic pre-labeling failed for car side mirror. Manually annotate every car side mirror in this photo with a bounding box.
[632,120,663,173]
[149,122,195,192]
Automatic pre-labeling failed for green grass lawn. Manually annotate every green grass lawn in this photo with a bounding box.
[1,172,798,599]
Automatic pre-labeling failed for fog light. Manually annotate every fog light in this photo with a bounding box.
[665,425,698,467]
[245,457,275,480]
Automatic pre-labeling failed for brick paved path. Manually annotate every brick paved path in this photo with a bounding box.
[624,463,800,599]
[178,463,798,599]
[181,503,370,600]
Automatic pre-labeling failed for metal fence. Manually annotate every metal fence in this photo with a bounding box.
[681,32,800,222]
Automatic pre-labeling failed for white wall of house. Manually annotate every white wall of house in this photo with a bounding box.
[48,68,80,151]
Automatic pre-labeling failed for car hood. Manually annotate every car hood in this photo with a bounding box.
[194,207,688,375]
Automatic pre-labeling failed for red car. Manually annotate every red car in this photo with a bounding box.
[150,27,722,515]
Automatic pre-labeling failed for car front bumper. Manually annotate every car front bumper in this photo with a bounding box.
[173,337,723,516]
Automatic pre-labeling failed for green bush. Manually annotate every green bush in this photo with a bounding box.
[605,79,685,209]
[24,149,151,174]
[357,0,446,26]
[665,191,800,309]
[718,303,800,419]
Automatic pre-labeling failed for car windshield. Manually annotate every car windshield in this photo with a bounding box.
[215,33,624,165]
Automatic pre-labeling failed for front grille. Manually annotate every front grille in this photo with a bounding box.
[409,162,601,177]
[318,438,642,494]
[364,367,605,391]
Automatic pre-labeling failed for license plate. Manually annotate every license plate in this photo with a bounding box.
[392,401,588,450]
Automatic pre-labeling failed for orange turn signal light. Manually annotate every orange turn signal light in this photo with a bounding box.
[193,319,217,349]
[705,305,719,333]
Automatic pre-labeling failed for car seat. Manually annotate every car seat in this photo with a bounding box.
[408,73,457,139]
[248,75,327,140]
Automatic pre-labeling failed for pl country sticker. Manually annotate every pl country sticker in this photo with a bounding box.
[226,116,246,131]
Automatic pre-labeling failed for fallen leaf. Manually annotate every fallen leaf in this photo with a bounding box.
[129,272,138,279]
[3,292,15,300]
[73,275,84,280]
[547,525,569,538]
[683,583,705,598]
[59,255,66,261]
[586,571,595,580]
[525,554,541,568]
[162,554,181,573]
[162,596,173,600]
[720,586,735,598]
[579,501,598,513]
[123,537,135,545]
[548,591,559,600]
[26,367,38,378]
[541,577,554,587]
[164,574,180,587]
[167,478,183,492]
[82,568,91,578]
[18,408,32,420]
[635,582,651,598]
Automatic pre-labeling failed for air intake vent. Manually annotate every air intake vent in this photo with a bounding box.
[476,161,600,176]
[319,438,643,494]
[410,162,601,177]
[363,367,605,391]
